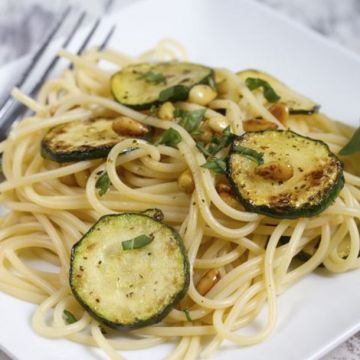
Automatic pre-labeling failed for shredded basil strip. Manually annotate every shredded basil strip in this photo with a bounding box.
[339,126,360,156]
[63,310,77,324]
[245,77,280,103]
[175,108,206,135]
[233,145,264,165]
[122,234,154,250]
[201,157,227,175]
[158,85,188,102]
[183,309,192,322]
[154,128,182,147]
[197,126,235,158]
[139,71,166,85]
[95,171,111,196]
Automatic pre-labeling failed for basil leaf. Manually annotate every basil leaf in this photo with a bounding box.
[233,145,264,165]
[201,157,227,174]
[154,128,182,147]
[183,309,192,322]
[245,77,280,103]
[95,171,111,196]
[196,142,212,157]
[139,71,166,85]
[196,126,235,158]
[339,127,360,156]
[122,234,154,250]
[159,85,189,102]
[63,310,77,324]
[176,108,206,135]
[207,126,235,155]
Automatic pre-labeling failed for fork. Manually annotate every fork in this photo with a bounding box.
[0,6,116,141]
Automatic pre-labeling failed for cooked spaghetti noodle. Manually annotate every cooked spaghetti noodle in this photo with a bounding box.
[0,39,359,360]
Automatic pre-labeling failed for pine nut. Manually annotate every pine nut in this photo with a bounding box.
[197,269,221,295]
[256,161,294,182]
[112,116,149,137]
[60,174,77,186]
[243,118,278,132]
[208,116,229,133]
[177,169,195,194]
[188,85,217,106]
[269,102,289,127]
[158,101,175,120]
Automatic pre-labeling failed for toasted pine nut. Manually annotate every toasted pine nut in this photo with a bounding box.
[158,101,175,120]
[197,269,221,295]
[256,161,294,182]
[188,85,217,106]
[208,116,229,133]
[243,118,278,132]
[269,102,289,127]
[60,174,77,186]
[112,116,149,137]
[74,169,90,188]
[219,191,243,210]
[177,169,195,194]
[215,182,232,194]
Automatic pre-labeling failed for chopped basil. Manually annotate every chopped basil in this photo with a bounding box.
[339,127,360,156]
[159,85,189,102]
[139,71,166,85]
[183,309,192,322]
[63,309,77,324]
[233,145,264,165]
[175,108,206,135]
[95,171,111,196]
[201,157,227,175]
[154,128,182,147]
[122,234,154,250]
[208,126,235,155]
[245,77,280,103]
[196,142,212,157]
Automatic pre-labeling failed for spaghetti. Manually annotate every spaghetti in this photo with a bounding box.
[0,39,359,360]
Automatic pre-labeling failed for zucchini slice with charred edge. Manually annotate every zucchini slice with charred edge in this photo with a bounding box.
[70,211,190,330]
[237,69,319,114]
[111,62,214,110]
[41,118,144,163]
[227,130,344,219]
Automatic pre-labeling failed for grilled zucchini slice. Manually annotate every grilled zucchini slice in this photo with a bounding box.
[237,69,319,114]
[227,130,344,218]
[111,62,214,110]
[41,118,143,163]
[70,212,190,330]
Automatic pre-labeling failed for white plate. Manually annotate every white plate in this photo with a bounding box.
[1,0,360,359]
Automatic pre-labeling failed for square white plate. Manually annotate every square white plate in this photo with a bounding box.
[1,0,360,359]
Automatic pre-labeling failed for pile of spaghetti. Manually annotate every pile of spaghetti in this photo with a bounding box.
[0,39,359,360]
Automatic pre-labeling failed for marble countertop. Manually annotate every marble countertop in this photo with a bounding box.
[0,0,359,359]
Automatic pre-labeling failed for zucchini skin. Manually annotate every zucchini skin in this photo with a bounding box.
[111,62,215,110]
[41,140,117,163]
[226,130,344,219]
[111,72,214,111]
[69,213,190,330]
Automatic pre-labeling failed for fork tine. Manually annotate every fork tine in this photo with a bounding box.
[29,11,87,97]
[99,25,116,51]
[76,18,101,56]
[0,14,116,141]
[0,6,71,113]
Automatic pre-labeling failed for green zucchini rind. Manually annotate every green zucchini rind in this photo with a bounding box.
[227,130,344,219]
[70,212,190,330]
[237,69,320,115]
[111,62,214,110]
[41,118,139,163]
